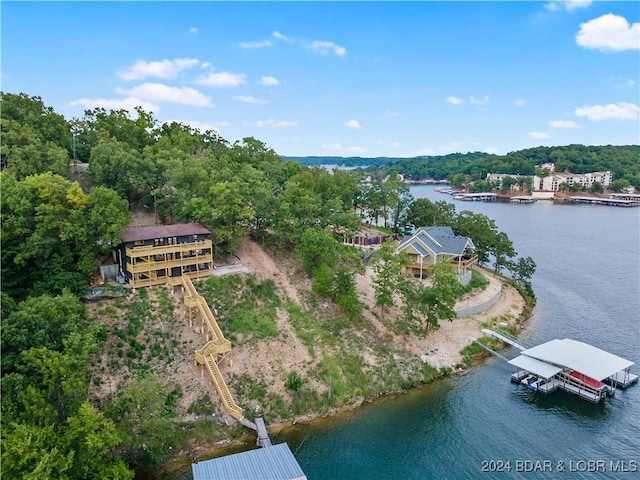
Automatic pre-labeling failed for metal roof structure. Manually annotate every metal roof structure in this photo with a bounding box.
[508,355,562,379]
[399,226,474,257]
[192,443,307,480]
[521,339,634,381]
[121,223,211,243]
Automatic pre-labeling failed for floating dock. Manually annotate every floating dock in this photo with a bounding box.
[511,195,537,204]
[454,192,497,202]
[565,196,640,207]
[482,330,638,403]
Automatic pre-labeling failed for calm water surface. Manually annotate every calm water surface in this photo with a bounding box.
[162,185,640,479]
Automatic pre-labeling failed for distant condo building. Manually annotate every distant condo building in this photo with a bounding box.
[531,162,611,192]
[486,163,612,193]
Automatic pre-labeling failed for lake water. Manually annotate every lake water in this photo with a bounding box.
[164,185,640,479]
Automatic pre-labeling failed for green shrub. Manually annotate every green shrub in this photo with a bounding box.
[284,371,303,392]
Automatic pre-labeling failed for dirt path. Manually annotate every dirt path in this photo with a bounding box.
[235,237,302,306]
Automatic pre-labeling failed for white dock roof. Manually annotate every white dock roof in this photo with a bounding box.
[521,339,634,381]
[508,355,562,379]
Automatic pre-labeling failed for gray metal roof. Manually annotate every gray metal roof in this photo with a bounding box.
[411,242,430,256]
[521,339,634,381]
[121,223,211,242]
[398,226,472,257]
[192,443,307,480]
[508,355,562,379]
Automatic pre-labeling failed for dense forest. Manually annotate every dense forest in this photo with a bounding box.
[287,146,640,189]
[367,145,640,187]
[1,92,537,477]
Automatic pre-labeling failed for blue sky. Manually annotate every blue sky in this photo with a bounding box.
[2,1,639,157]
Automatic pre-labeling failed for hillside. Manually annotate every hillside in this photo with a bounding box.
[87,236,527,459]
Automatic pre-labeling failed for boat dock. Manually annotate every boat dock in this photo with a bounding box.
[511,195,537,204]
[566,196,640,207]
[453,192,497,202]
[482,330,638,403]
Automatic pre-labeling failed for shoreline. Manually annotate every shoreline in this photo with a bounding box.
[164,268,532,466]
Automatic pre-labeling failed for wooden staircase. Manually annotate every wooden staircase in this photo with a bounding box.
[180,275,271,445]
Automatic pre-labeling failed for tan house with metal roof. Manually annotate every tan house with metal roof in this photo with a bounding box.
[397,226,477,282]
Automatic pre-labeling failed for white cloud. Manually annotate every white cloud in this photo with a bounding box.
[528,131,551,139]
[234,96,268,104]
[383,110,399,117]
[116,83,213,106]
[312,40,347,57]
[260,76,280,86]
[117,58,199,81]
[548,120,580,129]
[574,102,639,121]
[345,119,362,129]
[273,31,290,41]
[319,143,363,153]
[564,1,592,12]
[515,99,528,107]
[170,119,220,133]
[70,96,159,113]
[346,146,366,154]
[391,142,401,148]
[544,1,591,12]
[240,40,273,49]
[469,95,490,105]
[576,14,640,51]
[484,146,500,154]
[446,96,464,105]
[201,62,213,69]
[321,143,344,151]
[189,26,198,35]
[255,119,297,127]
[439,142,461,152]
[196,71,247,87]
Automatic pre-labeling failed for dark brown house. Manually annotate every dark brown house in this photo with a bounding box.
[117,223,214,288]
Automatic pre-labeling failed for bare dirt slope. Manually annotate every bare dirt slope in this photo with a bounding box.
[355,263,525,370]
[90,235,525,428]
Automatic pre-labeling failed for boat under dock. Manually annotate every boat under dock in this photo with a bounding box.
[482,330,637,404]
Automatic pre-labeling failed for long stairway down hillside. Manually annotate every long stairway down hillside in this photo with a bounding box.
[179,276,269,445]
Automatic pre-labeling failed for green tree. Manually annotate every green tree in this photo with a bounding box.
[589,181,603,194]
[65,402,133,479]
[0,92,71,178]
[404,198,456,231]
[370,241,407,318]
[609,178,630,193]
[450,173,466,189]
[508,256,536,295]
[1,173,129,297]
[1,422,74,480]
[490,231,516,275]
[453,211,499,266]
[89,139,151,201]
[294,229,342,274]
[1,292,88,373]
[105,376,182,467]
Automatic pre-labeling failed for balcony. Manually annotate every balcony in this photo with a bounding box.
[125,239,213,258]
[126,253,213,273]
